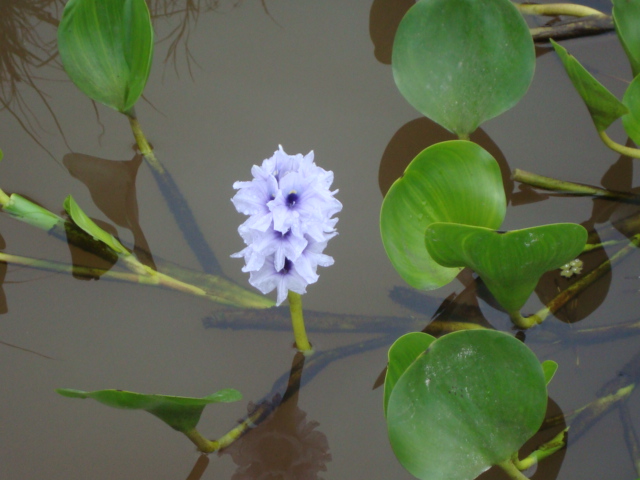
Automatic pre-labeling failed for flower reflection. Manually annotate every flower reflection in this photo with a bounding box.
[222,353,332,480]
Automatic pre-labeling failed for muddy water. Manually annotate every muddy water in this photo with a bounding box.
[0,1,639,479]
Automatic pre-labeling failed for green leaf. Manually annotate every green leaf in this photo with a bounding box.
[622,74,640,145]
[3,194,63,231]
[551,39,629,132]
[387,329,548,480]
[57,0,154,113]
[392,0,534,135]
[424,222,587,313]
[64,195,128,255]
[380,140,506,290]
[56,388,242,432]
[613,0,640,77]
[541,360,558,386]
[384,332,436,418]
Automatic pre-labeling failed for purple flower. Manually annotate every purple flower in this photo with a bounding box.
[231,146,341,305]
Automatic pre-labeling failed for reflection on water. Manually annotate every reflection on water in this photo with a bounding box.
[222,353,332,480]
[0,1,639,480]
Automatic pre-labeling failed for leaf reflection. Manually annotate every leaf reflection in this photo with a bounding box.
[221,352,332,480]
[63,152,156,270]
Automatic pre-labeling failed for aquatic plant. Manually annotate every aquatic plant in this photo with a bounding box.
[231,145,342,351]
[384,330,563,480]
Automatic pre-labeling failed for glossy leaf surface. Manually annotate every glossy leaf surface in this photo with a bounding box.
[551,40,628,132]
[387,329,547,480]
[64,195,128,255]
[623,74,640,145]
[380,140,506,290]
[425,222,587,313]
[3,194,63,231]
[392,0,534,135]
[56,388,242,432]
[58,0,153,113]
[613,0,640,77]
[384,332,436,417]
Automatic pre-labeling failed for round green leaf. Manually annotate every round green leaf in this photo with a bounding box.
[387,329,548,480]
[58,0,154,113]
[56,388,242,432]
[623,74,640,145]
[380,140,506,290]
[613,0,640,77]
[551,39,629,132]
[425,222,587,313]
[384,332,436,418]
[392,0,534,135]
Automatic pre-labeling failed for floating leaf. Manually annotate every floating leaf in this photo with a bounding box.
[424,222,587,313]
[384,332,436,417]
[542,360,558,386]
[392,0,534,135]
[57,0,154,113]
[613,0,640,77]
[623,74,640,145]
[387,329,548,480]
[551,39,628,132]
[63,195,128,255]
[380,140,506,290]
[56,388,242,432]
[3,194,63,231]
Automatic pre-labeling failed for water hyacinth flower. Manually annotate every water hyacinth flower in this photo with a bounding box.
[231,146,342,307]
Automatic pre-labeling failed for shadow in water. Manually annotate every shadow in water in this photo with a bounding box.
[63,152,157,271]
[221,352,332,479]
[378,117,514,202]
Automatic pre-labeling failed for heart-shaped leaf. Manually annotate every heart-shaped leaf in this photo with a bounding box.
[64,195,128,255]
[623,74,640,145]
[551,40,629,132]
[424,222,587,313]
[58,0,154,113]
[387,329,548,480]
[56,388,242,432]
[392,0,534,135]
[613,0,640,77]
[384,332,436,417]
[380,140,506,290]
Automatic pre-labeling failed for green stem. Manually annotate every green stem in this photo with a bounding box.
[583,240,627,252]
[509,310,541,329]
[287,291,312,352]
[497,459,530,480]
[529,234,640,324]
[126,110,164,174]
[515,2,607,18]
[513,428,569,470]
[512,168,640,202]
[0,251,273,308]
[183,428,218,453]
[599,130,640,159]
[457,132,470,141]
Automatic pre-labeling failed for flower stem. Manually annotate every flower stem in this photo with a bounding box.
[287,291,312,353]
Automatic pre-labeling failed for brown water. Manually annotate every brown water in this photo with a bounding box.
[1,1,639,479]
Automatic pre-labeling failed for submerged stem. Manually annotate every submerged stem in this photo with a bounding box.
[512,168,640,202]
[515,2,607,18]
[531,234,640,324]
[287,291,312,353]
